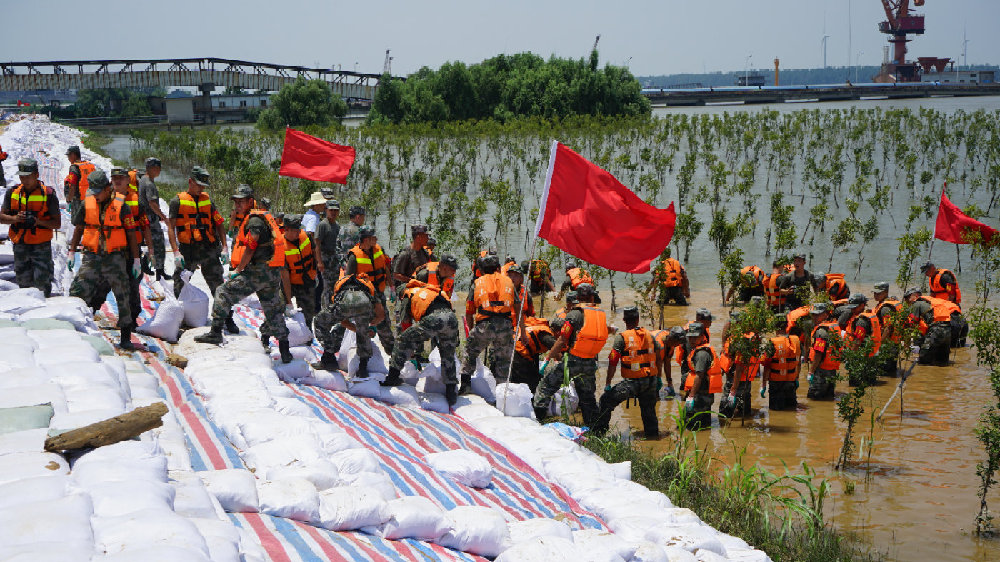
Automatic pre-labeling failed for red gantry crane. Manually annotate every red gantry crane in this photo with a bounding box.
[875,0,951,82]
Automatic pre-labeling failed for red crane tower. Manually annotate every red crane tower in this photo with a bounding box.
[875,0,950,82]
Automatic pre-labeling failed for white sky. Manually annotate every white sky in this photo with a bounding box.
[4,0,996,76]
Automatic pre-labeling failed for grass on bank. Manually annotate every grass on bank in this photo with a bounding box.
[583,422,883,562]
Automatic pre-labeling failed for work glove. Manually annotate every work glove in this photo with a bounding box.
[664,385,676,398]
[685,397,695,413]
[131,258,141,279]
[656,378,663,392]
[284,304,297,318]
[604,384,612,393]
[220,250,229,265]
[173,253,185,271]
[228,271,240,281]
[807,373,814,384]
[539,360,549,376]
[760,385,767,398]
[409,358,422,371]
[794,379,800,390]
[367,325,377,337]
[389,290,398,304]
[67,251,75,271]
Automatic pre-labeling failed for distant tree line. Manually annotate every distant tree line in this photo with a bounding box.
[640,64,1000,88]
[21,87,164,119]
[369,51,651,124]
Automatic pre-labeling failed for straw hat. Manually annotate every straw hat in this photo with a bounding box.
[303,191,326,207]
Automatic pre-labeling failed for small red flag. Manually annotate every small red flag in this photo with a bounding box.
[934,189,998,245]
[279,128,355,184]
[535,141,676,274]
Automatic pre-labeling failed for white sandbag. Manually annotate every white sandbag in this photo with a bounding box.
[723,548,770,562]
[0,279,18,291]
[0,493,93,548]
[416,373,448,395]
[419,392,450,413]
[72,455,167,488]
[64,386,126,414]
[0,451,69,484]
[339,471,398,501]
[237,415,316,448]
[349,377,383,398]
[237,526,269,562]
[0,474,69,509]
[2,542,92,562]
[273,396,315,417]
[256,478,320,522]
[437,506,511,558]
[0,288,45,314]
[644,525,727,556]
[425,449,493,488]
[329,447,382,476]
[380,384,421,407]
[572,529,638,561]
[94,507,209,557]
[495,383,535,418]
[316,486,390,531]
[453,402,504,421]
[49,408,126,433]
[138,300,185,341]
[694,549,729,562]
[0,344,36,370]
[35,342,100,366]
[273,359,312,382]
[285,311,313,347]
[72,439,161,466]
[630,542,672,562]
[610,461,632,481]
[0,243,13,265]
[198,469,259,513]
[338,330,390,375]
[191,518,242,562]
[0,427,48,454]
[19,302,91,330]
[507,517,574,544]
[548,383,580,417]
[311,425,362,454]
[375,496,450,540]
[177,271,210,327]
[0,366,47,390]
[241,437,325,471]
[471,360,497,402]
[89,479,176,517]
[495,536,586,561]
[0,382,67,412]
[264,462,340,491]
[93,545,210,562]
[298,369,349,391]
[170,472,220,519]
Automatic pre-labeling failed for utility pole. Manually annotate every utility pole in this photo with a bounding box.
[822,35,830,68]
[847,0,853,80]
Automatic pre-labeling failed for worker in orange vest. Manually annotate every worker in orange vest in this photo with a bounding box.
[718,310,762,419]
[842,293,881,386]
[167,167,228,304]
[904,287,966,365]
[558,260,602,303]
[806,303,840,400]
[725,265,766,304]
[763,261,789,312]
[920,261,961,304]
[339,225,395,354]
[812,272,851,301]
[682,322,720,430]
[64,145,96,218]
[872,282,903,377]
[511,316,557,394]
[777,253,812,310]
[593,306,664,438]
[650,248,690,306]
[462,254,522,393]
[760,317,802,410]
[280,214,319,330]
[0,158,61,296]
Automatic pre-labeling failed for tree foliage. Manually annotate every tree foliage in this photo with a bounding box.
[257,77,348,130]
[73,89,153,118]
[369,52,651,124]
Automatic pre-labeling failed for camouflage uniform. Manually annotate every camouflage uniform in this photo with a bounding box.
[462,314,515,384]
[315,215,340,306]
[314,286,374,360]
[392,294,459,384]
[534,354,599,425]
[909,298,952,365]
[168,191,225,299]
[2,174,59,296]
[210,262,288,340]
[138,173,165,270]
[291,280,317,330]
[685,347,716,430]
[71,251,133,329]
[594,376,659,438]
[339,223,361,263]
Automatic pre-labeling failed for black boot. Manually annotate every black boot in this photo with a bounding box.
[445,383,458,407]
[356,357,370,380]
[458,374,473,395]
[194,325,224,345]
[155,269,167,281]
[260,332,270,349]
[310,351,338,370]
[381,365,402,386]
[224,312,240,334]
[534,406,549,421]
[119,327,135,351]
[278,339,293,364]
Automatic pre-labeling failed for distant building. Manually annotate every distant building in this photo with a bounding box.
[164,90,194,124]
[920,70,995,85]
[736,74,766,87]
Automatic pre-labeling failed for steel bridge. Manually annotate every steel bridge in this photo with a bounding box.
[0,58,389,99]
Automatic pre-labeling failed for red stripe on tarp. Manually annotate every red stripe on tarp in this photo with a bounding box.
[243,513,294,562]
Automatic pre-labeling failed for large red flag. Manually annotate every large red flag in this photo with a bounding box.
[535,141,676,274]
[278,128,355,184]
[934,189,998,245]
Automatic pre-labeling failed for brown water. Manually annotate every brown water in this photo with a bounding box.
[588,286,998,562]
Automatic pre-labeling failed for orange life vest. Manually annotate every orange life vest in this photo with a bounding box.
[405,284,448,322]
[115,189,147,229]
[651,329,672,364]
[472,272,515,323]
[283,230,316,285]
[824,273,849,300]
[718,333,762,381]
[740,265,765,287]
[929,269,962,304]
[660,258,684,288]
[849,311,882,356]
[515,317,554,359]
[81,196,128,253]
[620,328,656,378]
[874,299,902,341]
[529,259,550,283]
[674,322,712,365]
[766,335,801,382]
[230,210,284,268]
[809,321,842,371]
[70,160,96,200]
[764,273,787,309]
[174,192,217,244]
[350,245,388,292]
[416,261,454,297]
[334,273,376,297]
[568,304,609,359]
[511,285,534,325]
[8,183,55,244]
[785,306,810,334]
[921,296,962,323]
[567,267,594,289]
[684,344,723,393]
[127,169,140,188]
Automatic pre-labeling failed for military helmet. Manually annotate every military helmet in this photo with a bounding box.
[575,283,596,298]
[622,306,640,322]
[439,254,459,270]
[847,292,868,306]
[358,225,376,239]
[695,307,712,321]
[478,253,500,270]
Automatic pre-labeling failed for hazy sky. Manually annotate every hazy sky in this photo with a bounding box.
[4,0,996,76]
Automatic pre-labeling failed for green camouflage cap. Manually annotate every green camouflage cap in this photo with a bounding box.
[283,214,303,229]
[190,166,210,186]
[873,282,890,293]
[17,158,38,176]
[809,302,830,315]
[110,166,127,176]
[326,199,340,210]
[144,156,162,168]
[66,145,81,156]
[87,170,110,192]
[232,184,253,199]
[686,322,706,337]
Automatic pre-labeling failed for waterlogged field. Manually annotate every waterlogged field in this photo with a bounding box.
[123,99,1000,560]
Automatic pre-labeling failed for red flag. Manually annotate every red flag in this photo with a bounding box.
[535,141,676,274]
[934,189,998,245]
[278,128,355,184]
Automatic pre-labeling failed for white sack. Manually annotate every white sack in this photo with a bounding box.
[199,469,259,513]
[338,329,390,375]
[507,517,574,544]
[340,471,398,501]
[0,474,69,509]
[285,311,313,347]
[264,462,340,491]
[89,479,177,518]
[316,487,390,531]
[572,529,638,561]
[436,506,511,558]
[256,478,320,522]
[0,427,48,454]
[329,447,381,476]
[298,369,348,391]
[425,449,493,488]
[495,383,535,418]
[94,507,209,557]
[376,496,450,541]
[177,272,210,327]
[495,536,587,562]
[138,300,185,341]
[549,383,580,417]
[0,451,69,484]
[0,493,94,548]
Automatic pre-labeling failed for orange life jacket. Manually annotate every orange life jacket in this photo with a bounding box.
[515,317,554,359]
[785,306,810,334]
[825,273,849,300]
[684,344,723,393]
[620,328,656,378]
[921,296,962,323]
[929,269,961,304]
[849,311,882,356]
[283,230,316,285]
[81,196,128,253]
[568,304,609,359]
[350,244,388,292]
[567,267,594,289]
[874,299,902,341]
[660,258,684,288]
[809,322,842,371]
[511,285,534,325]
[8,183,55,244]
[114,189,146,229]
[416,261,454,297]
[674,322,712,365]
[651,329,671,364]
[127,169,140,188]
[740,265,765,287]
[472,272,515,323]
[529,259,550,283]
[230,210,284,268]
[231,198,258,230]
[766,335,801,382]
[764,273,786,309]
[405,284,448,322]
[174,192,217,244]
[69,160,96,200]
[718,333,762,381]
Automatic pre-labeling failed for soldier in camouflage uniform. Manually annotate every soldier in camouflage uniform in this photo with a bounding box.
[462,254,522,394]
[137,157,168,279]
[682,322,717,430]
[315,199,341,306]
[338,205,366,264]
[386,255,460,401]
[0,158,60,296]
[312,273,383,378]
[68,170,142,350]
[195,187,293,363]
[280,214,318,329]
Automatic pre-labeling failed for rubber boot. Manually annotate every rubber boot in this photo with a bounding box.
[224,312,240,334]
[194,325,224,345]
[119,327,135,351]
[260,332,270,349]
[458,374,473,395]
[381,365,402,386]
[155,269,167,281]
[311,351,338,371]
[534,407,549,421]
[277,339,293,364]
[445,384,458,407]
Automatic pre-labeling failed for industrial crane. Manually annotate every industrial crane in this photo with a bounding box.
[875,0,949,82]
[382,50,392,75]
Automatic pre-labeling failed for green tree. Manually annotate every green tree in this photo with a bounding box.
[256,77,347,130]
